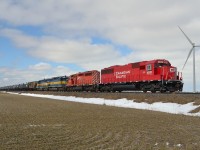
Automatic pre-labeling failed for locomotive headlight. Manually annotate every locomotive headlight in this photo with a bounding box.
[170,68,176,72]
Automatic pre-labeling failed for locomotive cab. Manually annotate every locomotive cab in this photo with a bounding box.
[152,59,183,92]
[154,60,171,76]
[154,60,182,81]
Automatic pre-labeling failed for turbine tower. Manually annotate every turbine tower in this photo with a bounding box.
[178,26,200,93]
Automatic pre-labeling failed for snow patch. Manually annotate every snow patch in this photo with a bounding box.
[28,124,45,127]
[176,144,182,147]
[5,92,200,117]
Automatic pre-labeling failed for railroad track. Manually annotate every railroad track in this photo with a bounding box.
[4,90,200,95]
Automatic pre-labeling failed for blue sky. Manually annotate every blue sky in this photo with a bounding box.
[0,0,200,91]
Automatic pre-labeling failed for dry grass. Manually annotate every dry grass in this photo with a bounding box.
[1,92,200,150]
[190,106,200,113]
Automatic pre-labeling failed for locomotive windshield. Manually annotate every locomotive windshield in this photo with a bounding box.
[155,61,171,68]
[155,63,170,67]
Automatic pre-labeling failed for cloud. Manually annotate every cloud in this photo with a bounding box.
[0,28,39,48]
[53,66,75,77]
[3,78,9,81]
[0,63,76,86]
[29,38,121,65]
[0,28,124,70]
[29,62,51,70]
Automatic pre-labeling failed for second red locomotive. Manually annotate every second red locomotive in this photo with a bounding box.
[67,70,100,92]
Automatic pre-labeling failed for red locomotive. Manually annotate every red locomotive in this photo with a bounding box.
[67,70,100,92]
[100,59,183,93]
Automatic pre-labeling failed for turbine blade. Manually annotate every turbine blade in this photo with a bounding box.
[195,45,200,47]
[182,47,194,70]
[178,26,193,46]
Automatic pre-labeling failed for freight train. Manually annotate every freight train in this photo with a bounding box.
[0,59,183,93]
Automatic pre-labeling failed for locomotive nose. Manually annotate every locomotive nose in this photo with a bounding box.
[169,67,177,80]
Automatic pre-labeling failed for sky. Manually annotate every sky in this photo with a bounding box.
[0,0,200,92]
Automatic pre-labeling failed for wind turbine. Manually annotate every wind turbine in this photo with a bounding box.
[178,26,200,93]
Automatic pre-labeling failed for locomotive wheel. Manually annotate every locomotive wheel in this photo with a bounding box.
[160,89,166,93]
[110,88,116,93]
[142,87,147,93]
[150,86,156,93]
[143,90,147,93]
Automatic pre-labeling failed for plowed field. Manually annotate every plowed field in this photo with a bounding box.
[1,92,200,150]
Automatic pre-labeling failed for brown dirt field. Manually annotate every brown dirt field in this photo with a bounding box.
[1,92,200,150]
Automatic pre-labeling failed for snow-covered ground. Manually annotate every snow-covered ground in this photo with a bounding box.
[4,92,200,117]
